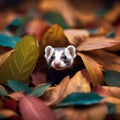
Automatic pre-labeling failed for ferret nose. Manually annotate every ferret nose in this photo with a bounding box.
[54,61,60,67]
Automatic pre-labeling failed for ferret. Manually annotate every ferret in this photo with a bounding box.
[44,45,83,85]
[44,45,76,70]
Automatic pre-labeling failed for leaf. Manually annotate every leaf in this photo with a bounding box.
[63,71,91,98]
[103,86,120,99]
[30,83,51,97]
[104,70,120,87]
[0,85,8,96]
[88,29,99,34]
[88,50,120,72]
[39,24,69,55]
[103,97,120,119]
[0,33,21,48]
[54,104,108,120]
[7,80,33,94]
[6,18,21,31]
[4,99,18,111]
[92,85,110,97]
[43,12,69,29]
[35,24,70,72]
[76,37,120,51]
[16,16,33,36]
[25,18,50,41]
[19,96,56,120]
[9,92,26,101]
[56,92,104,108]
[78,52,104,85]
[0,109,18,119]
[0,35,39,84]
[105,103,116,115]
[106,32,115,38]
[0,50,14,67]
[65,29,89,46]
[41,76,69,106]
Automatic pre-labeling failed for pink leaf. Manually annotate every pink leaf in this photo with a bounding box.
[19,95,56,120]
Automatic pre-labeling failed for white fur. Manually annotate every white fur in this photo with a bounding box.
[44,45,76,70]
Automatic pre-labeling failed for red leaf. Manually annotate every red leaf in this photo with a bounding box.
[19,96,56,120]
[4,99,18,111]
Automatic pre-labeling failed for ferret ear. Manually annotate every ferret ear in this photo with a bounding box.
[67,45,76,58]
[44,46,54,58]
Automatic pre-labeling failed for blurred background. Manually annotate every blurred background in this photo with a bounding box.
[0,0,120,38]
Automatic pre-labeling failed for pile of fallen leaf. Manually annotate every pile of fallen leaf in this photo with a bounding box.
[1,0,120,120]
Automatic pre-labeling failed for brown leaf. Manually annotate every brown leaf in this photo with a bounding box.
[34,24,70,72]
[76,37,120,51]
[39,24,70,54]
[63,71,91,98]
[9,92,26,101]
[54,103,107,120]
[87,50,120,72]
[77,52,104,85]
[104,3,120,23]
[41,76,69,107]
[64,29,90,46]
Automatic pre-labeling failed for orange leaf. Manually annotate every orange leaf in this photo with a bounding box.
[77,52,104,85]
[35,24,70,72]
[103,86,120,99]
[0,109,18,118]
[41,76,69,107]
[63,71,91,98]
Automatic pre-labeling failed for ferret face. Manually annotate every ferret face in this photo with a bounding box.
[44,45,76,70]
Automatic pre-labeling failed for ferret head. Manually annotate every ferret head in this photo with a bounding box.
[44,45,76,70]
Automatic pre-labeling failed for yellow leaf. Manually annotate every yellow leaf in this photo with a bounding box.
[63,71,91,98]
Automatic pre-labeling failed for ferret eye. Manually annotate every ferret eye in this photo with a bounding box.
[62,55,67,59]
[50,55,55,61]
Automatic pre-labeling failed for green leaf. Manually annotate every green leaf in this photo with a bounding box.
[105,103,116,115]
[7,80,33,94]
[30,83,51,97]
[0,33,21,48]
[107,32,115,38]
[56,92,104,108]
[43,12,69,29]
[16,16,33,36]
[0,35,39,84]
[0,85,8,96]
[104,70,120,87]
